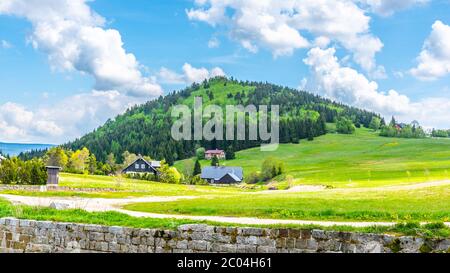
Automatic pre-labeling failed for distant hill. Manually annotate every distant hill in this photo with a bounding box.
[63,77,380,164]
[0,142,54,157]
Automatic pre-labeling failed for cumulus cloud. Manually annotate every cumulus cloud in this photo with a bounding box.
[358,0,430,16]
[303,47,450,129]
[0,0,163,98]
[187,0,383,73]
[410,20,450,80]
[303,47,410,114]
[0,0,167,143]
[158,63,226,85]
[0,91,138,143]
[0,102,63,142]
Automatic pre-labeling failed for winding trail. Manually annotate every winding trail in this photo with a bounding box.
[0,194,196,213]
[2,185,450,228]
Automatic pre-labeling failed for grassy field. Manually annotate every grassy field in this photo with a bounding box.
[1,128,449,227]
[176,128,450,188]
[0,172,249,198]
[129,129,450,223]
[124,185,450,222]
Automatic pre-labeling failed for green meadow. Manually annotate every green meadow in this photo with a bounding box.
[0,172,248,199]
[124,185,450,222]
[176,128,450,188]
[2,128,450,225]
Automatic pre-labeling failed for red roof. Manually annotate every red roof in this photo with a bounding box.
[205,149,224,154]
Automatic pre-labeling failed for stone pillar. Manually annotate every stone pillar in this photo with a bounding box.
[46,166,62,187]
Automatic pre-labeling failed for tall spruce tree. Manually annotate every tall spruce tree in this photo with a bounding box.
[211,156,219,167]
[193,160,202,176]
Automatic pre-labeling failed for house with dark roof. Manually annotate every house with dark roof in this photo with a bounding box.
[201,166,243,184]
[205,149,226,160]
[122,155,161,176]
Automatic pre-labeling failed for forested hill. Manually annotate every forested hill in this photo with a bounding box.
[62,77,380,164]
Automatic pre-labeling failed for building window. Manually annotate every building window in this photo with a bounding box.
[141,164,146,169]
[135,164,140,169]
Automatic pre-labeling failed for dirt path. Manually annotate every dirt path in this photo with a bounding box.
[367,180,450,191]
[1,193,449,228]
[0,194,195,213]
[257,180,450,194]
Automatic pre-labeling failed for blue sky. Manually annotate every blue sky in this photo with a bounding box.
[0,0,449,144]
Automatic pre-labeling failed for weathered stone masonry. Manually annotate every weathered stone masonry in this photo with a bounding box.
[0,217,449,253]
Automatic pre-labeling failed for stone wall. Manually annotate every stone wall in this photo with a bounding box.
[0,217,449,253]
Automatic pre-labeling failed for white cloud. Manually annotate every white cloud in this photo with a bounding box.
[0,0,163,98]
[158,63,226,85]
[359,0,430,16]
[1,40,12,49]
[0,102,63,142]
[303,47,450,129]
[0,91,138,143]
[0,0,167,143]
[410,20,450,80]
[304,47,410,114]
[187,0,384,73]
[208,37,220,48]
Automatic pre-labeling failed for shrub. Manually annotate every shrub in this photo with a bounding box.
[196,148,206,160]
[336,117,356,134]
[245,171,261,184]
[159,161,182,184]
[261,157,285,181]
[189,175,208,185]
[0,158,46,185]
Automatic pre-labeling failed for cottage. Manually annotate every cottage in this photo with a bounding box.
[201,166,243,184]
[122,155,161,176]
[205,149,226,160]
[0,155,5,163]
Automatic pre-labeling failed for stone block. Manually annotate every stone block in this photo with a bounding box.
[236,244,257,253]
[257,246,277,253]
[240,228,264,236]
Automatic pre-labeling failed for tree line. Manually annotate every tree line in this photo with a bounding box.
[379,117,426,138]
[431,129,450,138]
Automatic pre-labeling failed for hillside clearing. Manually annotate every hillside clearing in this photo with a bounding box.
[176,128,450,188]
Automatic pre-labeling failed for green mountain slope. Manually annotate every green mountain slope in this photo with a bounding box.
[176,128,450,188]
[65,77,380,163]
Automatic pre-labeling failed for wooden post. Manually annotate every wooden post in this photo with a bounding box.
[46,166,62,187]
